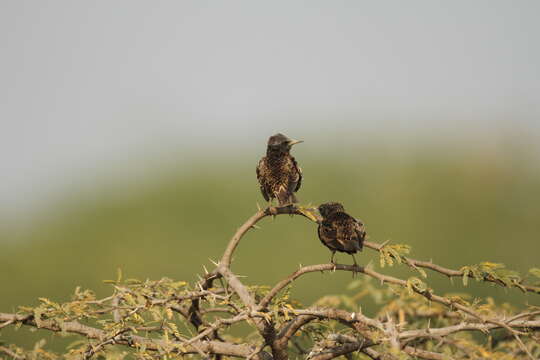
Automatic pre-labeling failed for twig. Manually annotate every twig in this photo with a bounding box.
[0,346,24,360]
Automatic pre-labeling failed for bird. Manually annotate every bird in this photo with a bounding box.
[256,133,303,206]
[317,202,366,266]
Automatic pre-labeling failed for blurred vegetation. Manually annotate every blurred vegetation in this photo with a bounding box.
[1,146,539,349]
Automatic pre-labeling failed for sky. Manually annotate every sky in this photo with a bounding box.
[1,0,539,220]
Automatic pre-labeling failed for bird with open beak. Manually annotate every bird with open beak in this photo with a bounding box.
[256,133,303,206]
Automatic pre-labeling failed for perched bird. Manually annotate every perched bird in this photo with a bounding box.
[317,202,366,266]
[256,133,303,206]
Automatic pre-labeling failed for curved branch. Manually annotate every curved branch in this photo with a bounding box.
[277,315,317,342]
[221,209,267,268]
[259,264,353,308]
[221,205,310,268]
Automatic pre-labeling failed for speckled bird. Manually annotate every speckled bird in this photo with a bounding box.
[317,202,366,265]
[256,133,303,206]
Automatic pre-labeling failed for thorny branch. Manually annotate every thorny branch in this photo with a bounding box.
[2,205,539,360]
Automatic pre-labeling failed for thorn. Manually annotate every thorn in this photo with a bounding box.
[209,258,220,266]
[256,202,262,211]
[203,265,209,275]
[351,312,356,320]
[251,224,261,230]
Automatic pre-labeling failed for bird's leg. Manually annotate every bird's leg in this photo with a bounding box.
[289,202,295,217]
[268,199,276,220]
[330,251,336,272]
[351,254,359,277]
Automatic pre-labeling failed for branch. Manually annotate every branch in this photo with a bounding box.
[261,262,539,350]
[363,240,540,294]
[318,334,454,360]
[308,342,363,360]
[289,308,383,331]
[400,319,540,341]
[221,205,310,268]
[0,313,271,360]
[277,315,317,342]
[188,205,309,348]
[0,346,24,360]
[218,266,257,309]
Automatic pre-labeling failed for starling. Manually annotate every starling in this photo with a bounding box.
[256,133,303,206]
[317,202,366,266]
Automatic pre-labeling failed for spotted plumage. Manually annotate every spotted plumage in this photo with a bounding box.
[317,202,366,265]
[256,133,303,206]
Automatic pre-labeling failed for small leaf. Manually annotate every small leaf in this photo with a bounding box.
[462,268,470,286]
[116,268,123,283]
[529,268,540,278]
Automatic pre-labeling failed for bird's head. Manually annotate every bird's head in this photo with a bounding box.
[318,202,346,218]
[267,133,303,153]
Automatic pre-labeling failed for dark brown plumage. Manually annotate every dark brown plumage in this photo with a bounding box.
[317,202,366,265]
[256,133,303,206]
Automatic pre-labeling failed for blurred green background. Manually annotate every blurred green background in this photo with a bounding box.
[2,0,540,351]
[2,142,539,348]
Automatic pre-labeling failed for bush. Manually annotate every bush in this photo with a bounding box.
[1,205,539,360]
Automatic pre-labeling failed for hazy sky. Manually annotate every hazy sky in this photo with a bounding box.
[1,1,539,218]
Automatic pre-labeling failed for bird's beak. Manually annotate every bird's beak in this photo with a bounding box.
[288,139,303,146]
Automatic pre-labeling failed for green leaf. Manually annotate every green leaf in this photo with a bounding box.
[33,308,44,328]
[116,268,123,283]
[529,268,540,278]
[461,267,470,286]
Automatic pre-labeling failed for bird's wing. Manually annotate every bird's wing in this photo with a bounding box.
[353,218,366,250]
[318,221,337,248]
[256,158,270,201]
[335,214,362,252]
[291,156,302,192]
